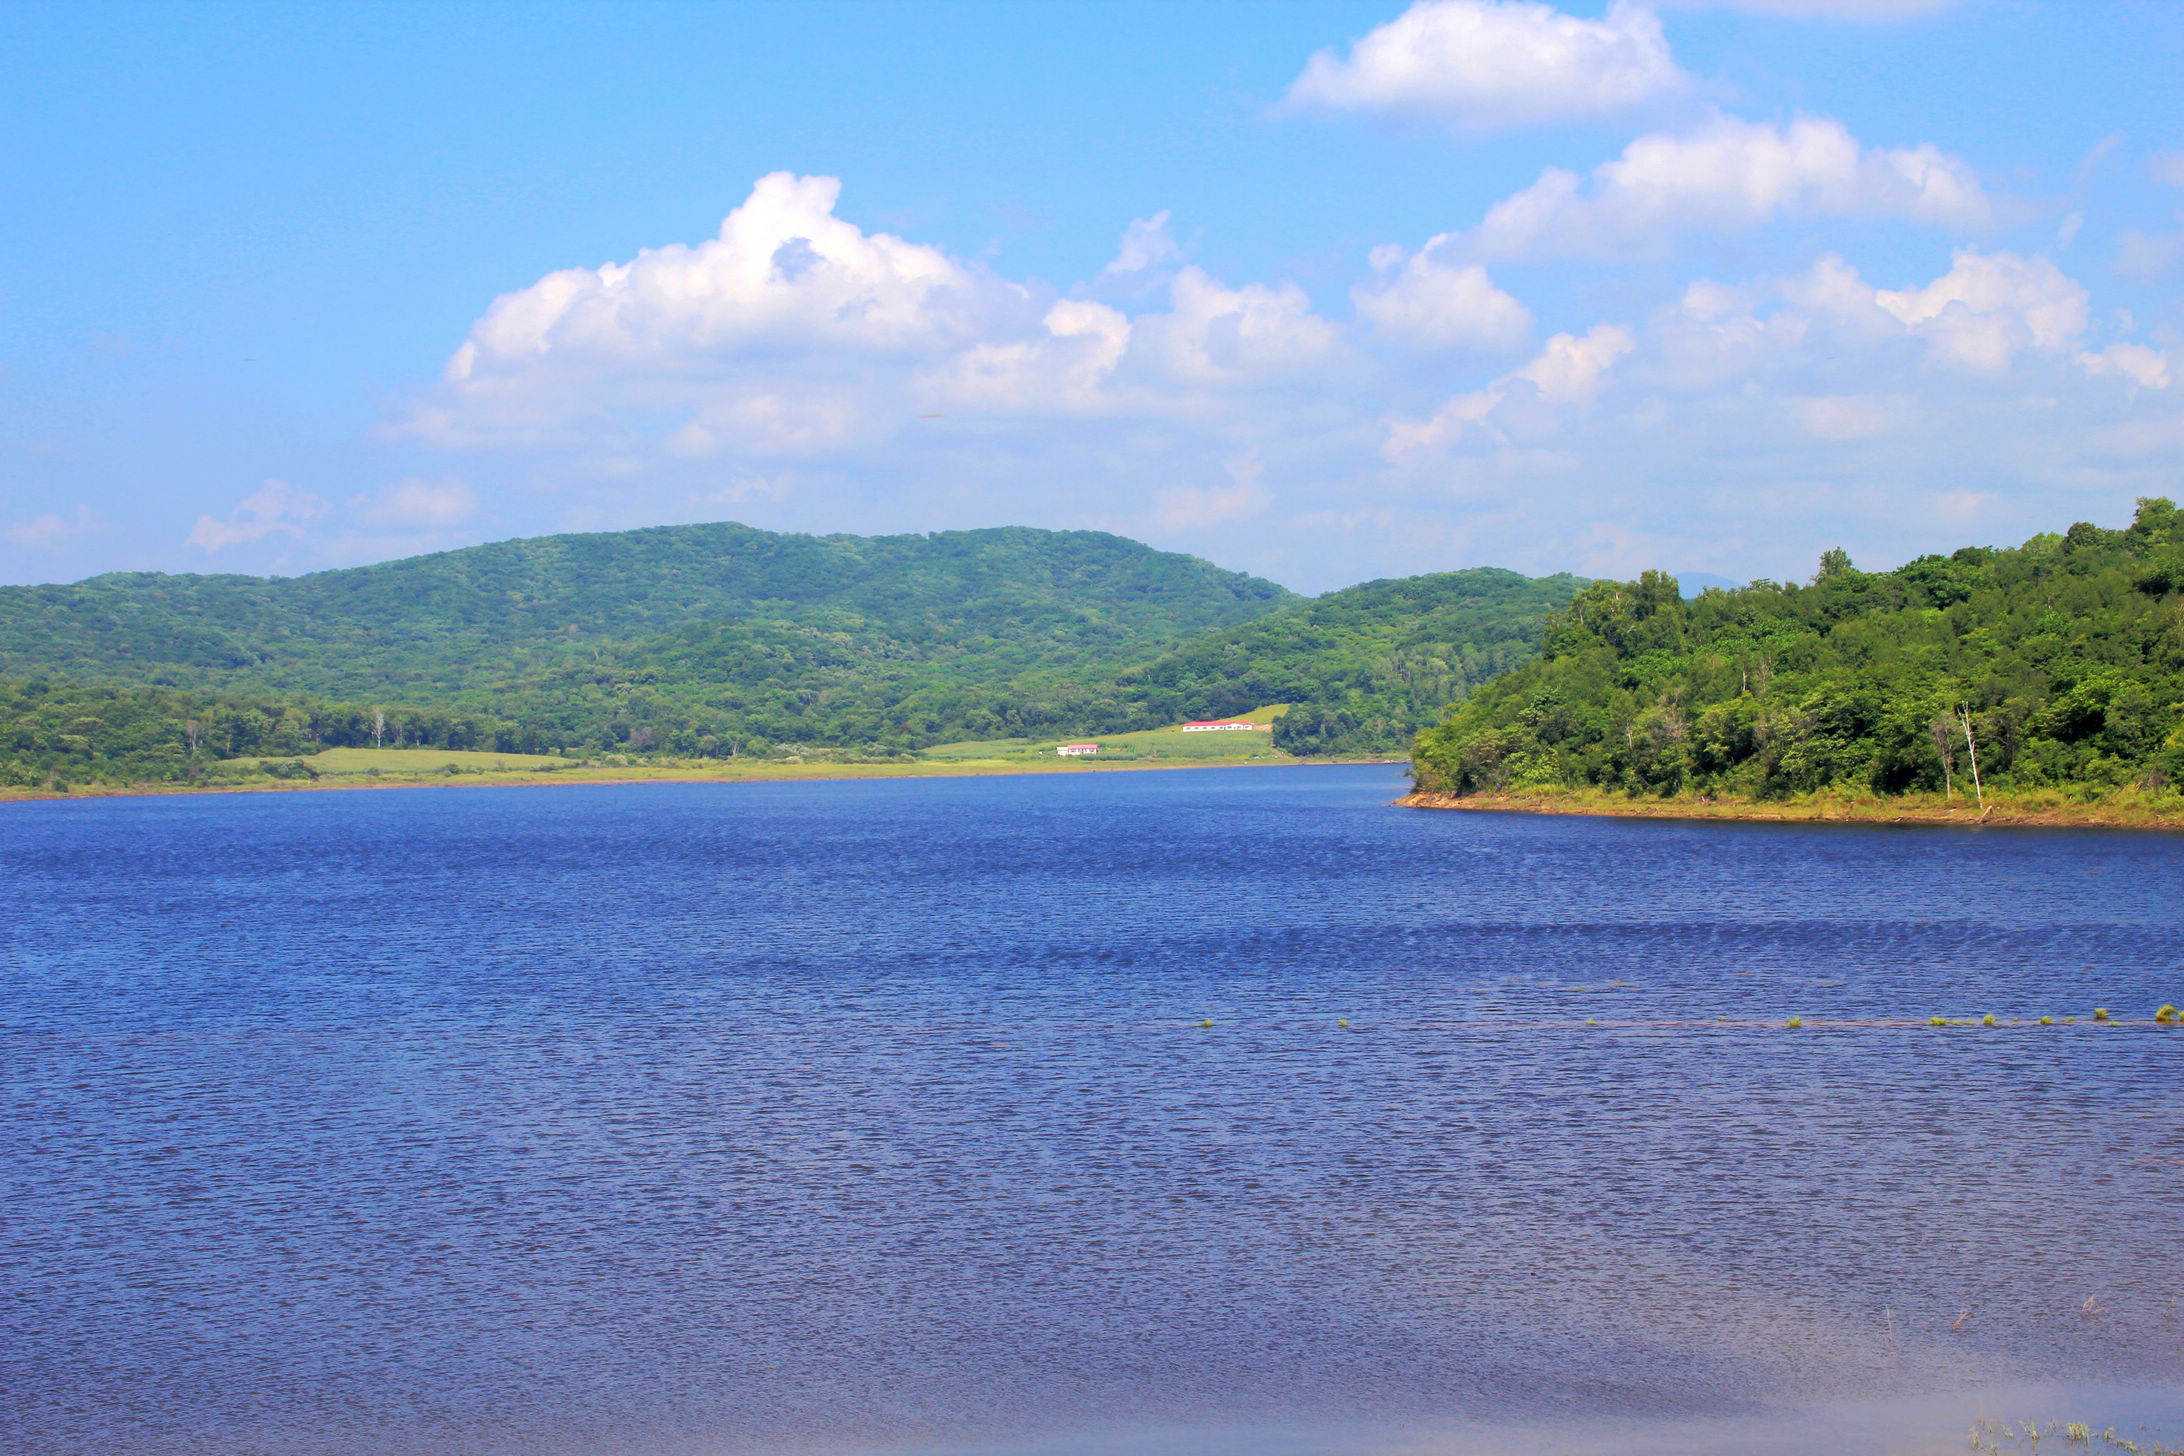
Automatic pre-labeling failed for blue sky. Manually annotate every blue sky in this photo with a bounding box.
[2,1,2180,593]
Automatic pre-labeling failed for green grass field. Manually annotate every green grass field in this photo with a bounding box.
[4,720,1348,804]
[201,707,1304,787]
[915,737,1047,761]
[919,706,1294,764]
[257,746,569,774]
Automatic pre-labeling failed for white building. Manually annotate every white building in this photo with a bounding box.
[1056,743,1099,757]
[1178,719,1265,732]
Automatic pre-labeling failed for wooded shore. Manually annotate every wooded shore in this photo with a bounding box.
[1399,787,2184,830]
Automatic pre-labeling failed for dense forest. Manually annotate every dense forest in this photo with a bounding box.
[0,524,1295,700]
[0,523,1580,789]
[0,678,522,790]
[1138,569,1585,757]
[1412,499,2184,804]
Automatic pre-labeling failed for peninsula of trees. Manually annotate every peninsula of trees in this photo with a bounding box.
[1411,499,2184,816]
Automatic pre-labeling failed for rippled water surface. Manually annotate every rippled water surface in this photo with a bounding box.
[4,766,2180,1455]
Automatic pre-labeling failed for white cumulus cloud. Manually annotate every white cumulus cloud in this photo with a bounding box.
[1874,250,2090,371]
[1106,267,1341,385]
[1664,0,1960,17]
[186,481,328,553]
[1285,0,1686,129]
[1100,211,1183,279]
[1656,250,2151,385]
[1355,247,2175,585]
[1385,322,1634,457]
[385,172,2178,591]
[2077,343,2172,392]
[922,299,1133,413]
[1467,113,1990,260]
[1354,244,1533,351]
[446,172,1001,380]
[1514,322,1638,403]
[409,176,1353,460]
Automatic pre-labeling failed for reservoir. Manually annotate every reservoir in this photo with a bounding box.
[3,765,2178,1454]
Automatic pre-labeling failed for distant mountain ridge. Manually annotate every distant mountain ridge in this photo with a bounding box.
[0,521,1585,784]
[0,523,1294,700]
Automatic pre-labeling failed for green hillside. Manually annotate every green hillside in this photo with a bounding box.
[1115,568,1586,756]
[1412,500,2184,804]
[0,521,1590,789]
[0,523,1293,701]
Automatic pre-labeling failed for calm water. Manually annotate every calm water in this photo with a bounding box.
[3,765,2179,1456]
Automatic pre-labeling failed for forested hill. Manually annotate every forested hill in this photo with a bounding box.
[0,522,1591,785]
[1129,569,1586,757]
[1412,499,2184,803]
[0,523,1294,700]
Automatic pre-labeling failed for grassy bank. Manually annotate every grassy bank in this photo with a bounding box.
[0,736,1331,805]
[920,708,1290,765]
[1399,784,2184,830]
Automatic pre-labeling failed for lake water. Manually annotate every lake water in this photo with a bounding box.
[3,765,2179,1455]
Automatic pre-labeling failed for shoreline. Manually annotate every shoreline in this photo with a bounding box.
[1398,787,2184,831]
[1,754,1406,807]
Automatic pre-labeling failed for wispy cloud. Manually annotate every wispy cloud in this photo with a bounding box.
[186,480,328,552]
[352,476,479,528]
[1385,323,1636,459]
[1463,114,1990,261]
[5,506,101,550]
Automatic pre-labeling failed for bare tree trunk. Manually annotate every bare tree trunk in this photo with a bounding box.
[372,708,385,750]
[1959,707,1985,813]
[1928,716,1955,799]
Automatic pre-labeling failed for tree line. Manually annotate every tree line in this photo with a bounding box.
[0,543,1586,785]
[0,679,532,790]
[1412,499,2184,803]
